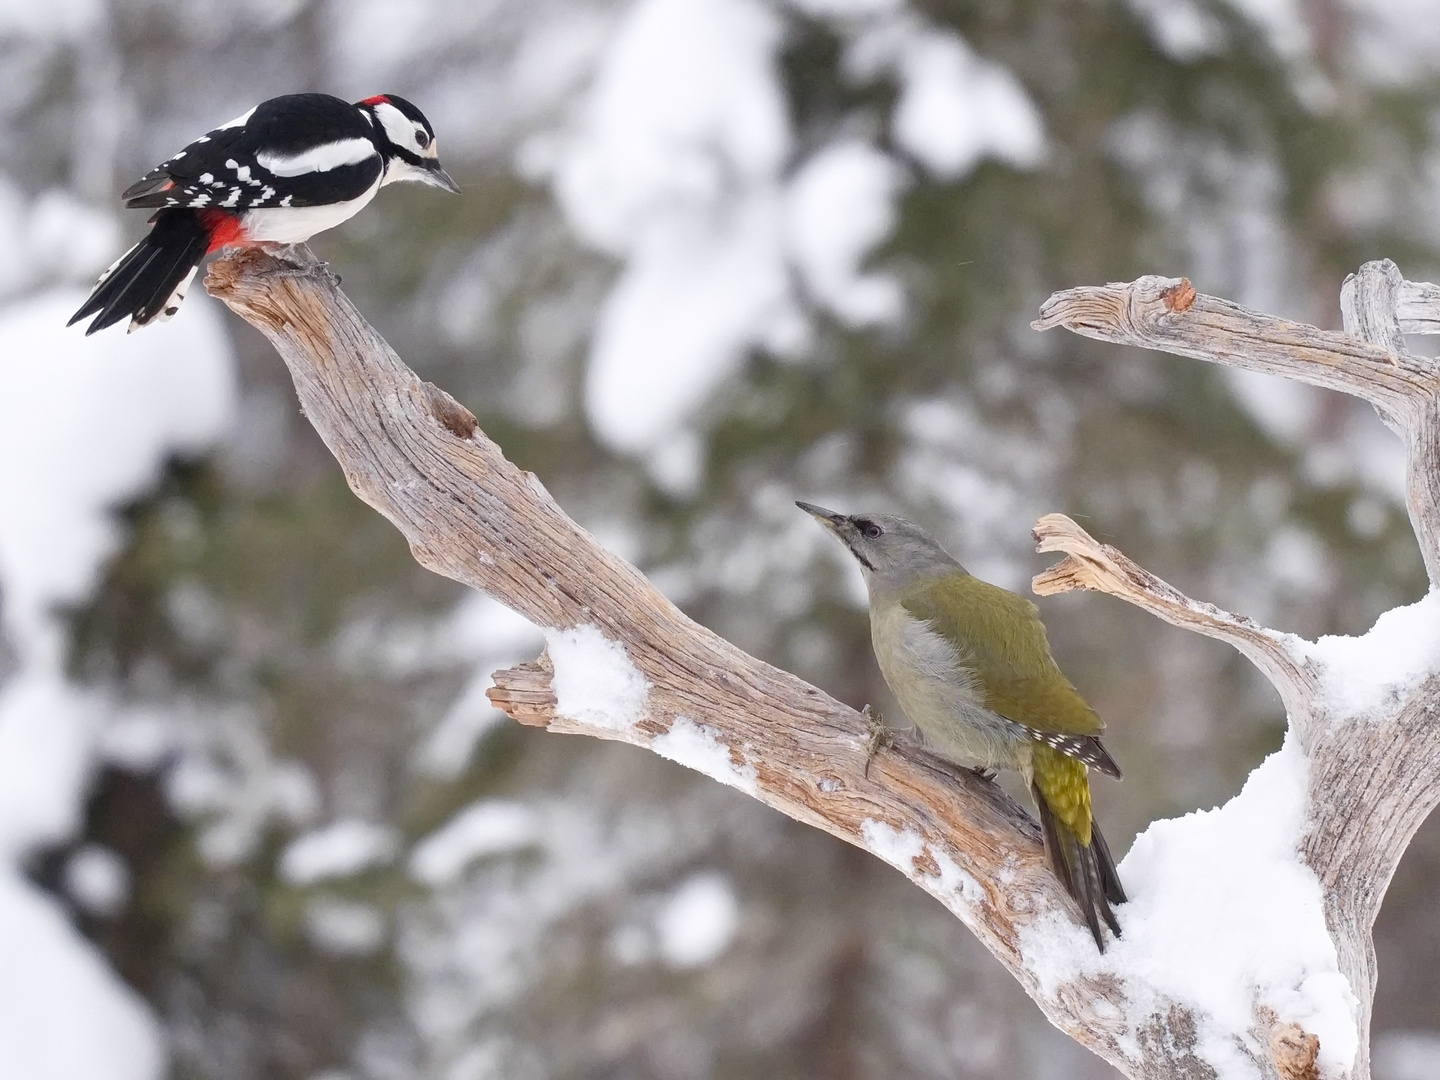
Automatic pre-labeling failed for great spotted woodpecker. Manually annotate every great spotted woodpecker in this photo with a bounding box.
[69,92,459,335]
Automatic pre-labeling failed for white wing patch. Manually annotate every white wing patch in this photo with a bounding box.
[216,106,257,130]
[92,244,133,288]
[256,138,376,177]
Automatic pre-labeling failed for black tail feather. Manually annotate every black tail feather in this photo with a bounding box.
[1035,784,1075,897]
[1033,782,1124,950]
[69,209,209,334]
[1091,818,1127,911]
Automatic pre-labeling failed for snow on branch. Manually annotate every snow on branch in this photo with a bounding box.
[1034,262,1440,1080]
[201,246,1159,1068]
[205,248,1440,1080]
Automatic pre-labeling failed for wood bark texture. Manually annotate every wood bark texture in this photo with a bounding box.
[1034,261,1440,1080]
[204,248,1438,1080]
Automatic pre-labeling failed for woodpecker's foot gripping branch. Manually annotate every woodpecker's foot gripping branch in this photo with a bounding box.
[861,704,892,778]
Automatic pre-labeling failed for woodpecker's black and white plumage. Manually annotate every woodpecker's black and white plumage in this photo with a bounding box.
[69,93,459,335]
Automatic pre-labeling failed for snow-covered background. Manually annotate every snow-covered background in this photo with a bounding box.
[4,0,1440,1077]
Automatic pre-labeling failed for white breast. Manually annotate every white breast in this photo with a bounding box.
[239,175,382,244]
[870,605,1027,772]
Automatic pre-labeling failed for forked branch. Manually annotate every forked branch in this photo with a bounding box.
[1033,270,1440,586]
[205,248,1440,1080]
[203,246,1197,1075]
[1031,513,1315,724]
[1034,263,1440,1080]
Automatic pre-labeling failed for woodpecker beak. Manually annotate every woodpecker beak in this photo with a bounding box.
[421,163,461,194]
[797,501,847,533]
[797,501,876,571]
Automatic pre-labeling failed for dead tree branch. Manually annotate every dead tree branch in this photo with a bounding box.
[1034,262,1440,1080]
[206,248,1439,1080]
[1031,513,1315,720]
[1033,268,1440,586]
[202,247,1162,1072]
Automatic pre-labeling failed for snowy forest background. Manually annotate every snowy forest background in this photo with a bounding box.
[3,0,1440,1077]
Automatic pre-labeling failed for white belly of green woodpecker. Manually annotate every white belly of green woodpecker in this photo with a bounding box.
[869,607,1031,774]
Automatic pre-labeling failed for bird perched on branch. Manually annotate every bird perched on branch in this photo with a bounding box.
[69,92,459,335]
[799,502,1125,949]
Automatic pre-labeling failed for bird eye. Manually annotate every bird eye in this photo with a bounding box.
[856,519,883,539]
[415,129,431,149]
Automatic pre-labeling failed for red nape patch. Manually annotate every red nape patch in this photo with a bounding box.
[199,210,247,253]
[361,94,390,106]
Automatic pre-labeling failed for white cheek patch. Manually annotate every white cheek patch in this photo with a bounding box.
[256,137,377,177]
[375,101,422,153]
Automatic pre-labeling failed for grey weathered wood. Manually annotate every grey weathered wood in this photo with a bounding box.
[1340,259,1407,362]
[1397,278,1440,334]
[205,248,1439,1080]
[1035,262,1440,1080]
[1034,271,1440,587]
[1032,514,1316,720]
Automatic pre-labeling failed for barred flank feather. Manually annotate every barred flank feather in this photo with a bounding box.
[1028,729,1123,778]
[68,209,210,335]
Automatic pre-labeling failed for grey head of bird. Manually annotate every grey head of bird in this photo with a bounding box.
[796,502,964,593]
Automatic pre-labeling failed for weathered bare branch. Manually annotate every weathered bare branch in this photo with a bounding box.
[1396,277,1440,335]
[1032,276,1420,413]
[1033,270,1440,589]
[1031,513,1315,724]
[206,247,1440,1080]
[1340,260,1407,361]
[205,246,1219,1078]
[1035,264,1440,1080]
[1339,259,1440,588]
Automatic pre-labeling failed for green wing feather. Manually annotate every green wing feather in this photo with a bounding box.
[900,574,1104,738]
[901,574,1126,950]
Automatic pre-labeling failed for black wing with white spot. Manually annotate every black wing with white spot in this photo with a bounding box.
[122,93,383,213]
[1027,730,1122,778]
